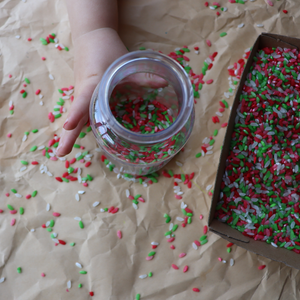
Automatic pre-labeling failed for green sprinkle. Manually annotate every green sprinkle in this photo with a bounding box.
[73,144,80,148]
[24,131,29,135]
[40,38,48,45]
[148,251,156,257]
[199,235,207,241]
[68,167,74,174]
[32,129,38,133]
[213,129,218,136]
[78,283,82,288]
[172,224,178,232]
[79,270,87,274]
[209,139,215,146]
[24,78,30,84]
[22,91,27,98]
[87,174,93,181]
[227,247,231,253]
[46,228,52,232]
[20,160,28,165]
[62,177,69,183]
[196,152,202,158]
[148,272,153,277]
[79,132,86,138]
[64,47,69,51]
[54,113,62,119]
[10,110,14,115]
[181,174,185,182]
[165,216,171,223]
[86,126,92,132]
[79,221,84,229]
[58,89,63,94]
[70,242,75,247]
[136,294,141,300]
[11,188,17,193]
[49,220,55,227]
[30,146,37,152]
[220,32,227,37]
[17,267,22,274]
[19,207,24,215]
[200,239,208,245]
[188,217,192,224]
[31,190,37,197]
[168,170,174,177]
[139,46,146,50]
[7,204,14,211]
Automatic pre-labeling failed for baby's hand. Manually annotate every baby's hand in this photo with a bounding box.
[57,29,167,157]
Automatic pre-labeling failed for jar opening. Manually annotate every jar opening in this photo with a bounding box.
[98,51,194,145]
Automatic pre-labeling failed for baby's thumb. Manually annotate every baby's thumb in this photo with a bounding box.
[124,73,168,89]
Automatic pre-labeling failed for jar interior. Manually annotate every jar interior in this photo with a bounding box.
[107,58,186,132]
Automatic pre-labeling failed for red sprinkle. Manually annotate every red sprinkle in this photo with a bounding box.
[8,74,12,78]
[58,240,66,245]
[258,265,266,270]
[7,133,12,138]
[28,38,32,41]
[206,79,213,84]
[221,122,228,128]
[171,264,179,270]
[203,225,208,234]
[25,195,31,200]
[0,210,3,213]
[20,89,25,94]
[55,177,63,182]
[5,193,9,197]
[89,292,94,297]
[227,242,234,247]
[167,237,175,243]
[85,162,91,168]
[70,158,76,164]
[170,245,175,249]
[206,40,212,47]
[192,288,200,293]
[53,212,61,217]
[41,57,46,61]
[117,230,122,239]
[31,161,39,165]
[183,265,189,273]
[283,10,288,14]
[35,89,41,95]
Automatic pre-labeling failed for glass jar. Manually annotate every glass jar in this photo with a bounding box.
[90,50,195,176]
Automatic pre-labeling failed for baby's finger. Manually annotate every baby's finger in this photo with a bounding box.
[56,116,88,157]
[123,73,168,89]
[63,80,99,131]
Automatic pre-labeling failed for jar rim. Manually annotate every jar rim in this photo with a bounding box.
[97,50,194,144]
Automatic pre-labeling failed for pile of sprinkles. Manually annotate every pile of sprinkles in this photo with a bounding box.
[216,46,300,253]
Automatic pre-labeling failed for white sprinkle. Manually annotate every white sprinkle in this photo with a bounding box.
[216,111,223,117]
[175,161,183,167]
[22,134,27,142]
[176,217,184,222]
[15,35,21,39]
[139,274,147,279]
[75,194,80,201]
[169,223,174,231]
[230,258,235,266]
[52,232,57,238]
[222,260,227,264]
[15,193,22,198]
[49,74,55,80]
[30,229,35,232]
[192,242,198,250]
[206,184,213,191]
[46,203,50,211]
[78,190,85,194]
[92,201,100,207]
[195,50,199,55]
[238,23,245,28]
[117,173,121,179]
[165,235,171,239]
[256,24,264,28]
[0,277,5,283]
[75,262,82,269]
[39,94,44,99]
[223,7,228,11]
[20,166,27,172]
[133,203,138,210]
[206,151,213,155]
[39,101,44,105]
[58,156,66,161]
[78,175,82,183]
[74,217,81,221]
[95,148,102,152]
[62,96,70,100]
[151,242,159,246]
[52,238,59,243]
[9,100,13,106]
[75,152,82,158]
[271,242,278,248]
[40,164,44,171]
[209,5,216,9]
[125,189,130,198]
[37,145,45,150]
[67,280,71,289]
[46,171,53,177]
[100,208,105,212]
[45,221,50,227]
[78,168,82,176]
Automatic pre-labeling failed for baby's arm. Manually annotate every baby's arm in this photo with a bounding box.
[57,0,128,156]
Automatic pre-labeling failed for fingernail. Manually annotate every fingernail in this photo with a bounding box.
[63,120,68,129]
